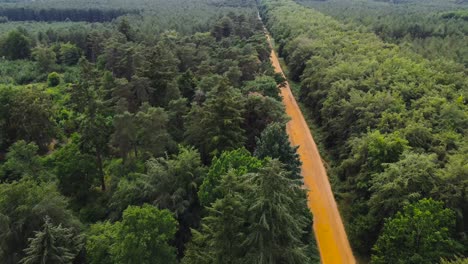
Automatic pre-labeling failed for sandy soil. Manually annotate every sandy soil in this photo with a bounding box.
[266,34,356,264]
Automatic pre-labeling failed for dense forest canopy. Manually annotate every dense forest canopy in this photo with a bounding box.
[259,0,467,262]
[0,0,466,263]
[297,0,468,66]
[0,0,321,263]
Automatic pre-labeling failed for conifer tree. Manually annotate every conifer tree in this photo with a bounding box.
[244,159,310,264]
[255,122,302,179]
[21,216,82,264]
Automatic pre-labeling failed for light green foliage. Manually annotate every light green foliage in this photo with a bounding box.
[441,257,468,264]
[86,205,177,264]
[47,72,60,87]
[86,221,115,264]
[20,216,83,264]
[369,152,440,221]
[198,148,262,206]
[243,75,281,100]
[372,198,463,264]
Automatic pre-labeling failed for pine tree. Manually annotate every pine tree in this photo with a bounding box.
[255,123,302,180]
[185,84,246,160]
[20,216,82,264]
[244,159,310,264]
[183,171,249,264]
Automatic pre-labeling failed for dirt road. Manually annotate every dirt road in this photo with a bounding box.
[266,34,356,264]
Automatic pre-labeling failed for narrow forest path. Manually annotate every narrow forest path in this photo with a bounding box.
[265,33,356,264]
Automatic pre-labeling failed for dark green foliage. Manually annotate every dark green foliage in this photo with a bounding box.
[59,42,81,66]
[0,85,56,152]
[254,122,301,179]
[244,160,310,264]
[1,140,42,182]
[372,199,463,264]
[185,159,313,264]
[183,171,249,264]
[47,72,60,87]
[185,84,247,160]
[242,93,286,150]
[0,180,80,263]
[0,3,318,264]
[1,30,31,60]
[32,45,57,73]
[47,139,99,207]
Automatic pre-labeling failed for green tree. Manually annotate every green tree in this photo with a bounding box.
[87,205,178,264]
[243,94,286,151]
[372,198,462,264]
[369,151,440,224]
[1,140,42,182]
[185,84,246,159]
[48,140,98,207]
[139,43,180,106]
[32,45,57,73]
[86,221,115,264]
[20,216,82,264]
[113,205,177,264]
[47,72,61,87]
[8,86,56,152]
[177,70,197,101]
[212,17,234,41]
[167,98,189,142]
[244,76,281,100]
[111,111,138,162]
[244,159,310,264]
[183,171,249,264]
[59,42,81,66]
[198,148,262,206]
[118,17,133,41]
[254,122,301,179]
[135,103,174,158]
[441,257,468,264]
[145,146,205,217]
[0,180,80,263]
[1,30,31,60]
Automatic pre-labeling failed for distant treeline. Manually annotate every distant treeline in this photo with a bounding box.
[441,10,468,21]
[0,7,137,22]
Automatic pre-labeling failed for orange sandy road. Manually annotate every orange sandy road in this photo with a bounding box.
[266,34,356,264]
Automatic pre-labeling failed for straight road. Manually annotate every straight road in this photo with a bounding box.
[266,33,356,264]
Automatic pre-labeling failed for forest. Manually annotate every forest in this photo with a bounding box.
[260,0,467,262]
[297,0,468,66]
[0,0,466,263]
[0,0,320,263]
